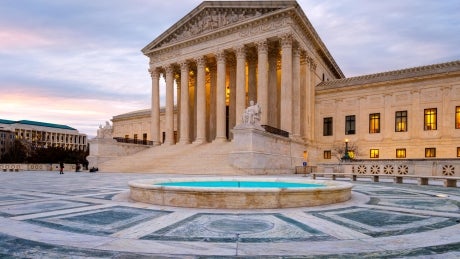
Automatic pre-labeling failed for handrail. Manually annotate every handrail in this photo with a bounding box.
[261,125,289,138]
[113,137,153,146]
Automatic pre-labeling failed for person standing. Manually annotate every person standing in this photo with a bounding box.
[59,162,64,174]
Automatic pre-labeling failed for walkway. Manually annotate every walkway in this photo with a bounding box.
[0,171,459,258]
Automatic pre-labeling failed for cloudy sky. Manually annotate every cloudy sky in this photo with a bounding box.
[1,0,459,137]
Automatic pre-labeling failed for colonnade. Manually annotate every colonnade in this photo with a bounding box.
[148,34,317,146]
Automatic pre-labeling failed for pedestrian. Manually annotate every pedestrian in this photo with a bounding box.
[59,162,64,174]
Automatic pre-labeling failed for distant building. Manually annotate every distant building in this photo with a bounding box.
[0,129,15,159]
[0,119,87,151]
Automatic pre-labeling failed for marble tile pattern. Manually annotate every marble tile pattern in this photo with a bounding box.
[0,171,459,258]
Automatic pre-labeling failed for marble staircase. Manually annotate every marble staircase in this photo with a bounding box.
[99,141,244,175]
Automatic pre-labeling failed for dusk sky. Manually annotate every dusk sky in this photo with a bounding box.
[1,0,459,137]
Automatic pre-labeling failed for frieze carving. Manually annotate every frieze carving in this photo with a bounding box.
[239,16,289,38]
[157,7,281,48]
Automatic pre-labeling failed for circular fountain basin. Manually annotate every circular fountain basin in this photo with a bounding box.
[129,177,353,209]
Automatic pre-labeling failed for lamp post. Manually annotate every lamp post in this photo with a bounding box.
[342,139,351,162]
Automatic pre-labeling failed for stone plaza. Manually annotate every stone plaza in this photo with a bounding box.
[0,171,459,258]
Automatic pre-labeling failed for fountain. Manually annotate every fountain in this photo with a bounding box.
[129,177,352,209]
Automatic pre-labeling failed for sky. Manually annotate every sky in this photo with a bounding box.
[1,0,459,137]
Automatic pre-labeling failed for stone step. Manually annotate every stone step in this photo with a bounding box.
[99,142,241,174]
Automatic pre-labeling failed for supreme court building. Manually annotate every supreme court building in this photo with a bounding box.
[100,1,460,174]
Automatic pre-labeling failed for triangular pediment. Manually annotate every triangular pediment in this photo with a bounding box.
[142,1,298,54]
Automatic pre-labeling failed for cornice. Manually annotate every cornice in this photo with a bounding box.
[316,60,460,90]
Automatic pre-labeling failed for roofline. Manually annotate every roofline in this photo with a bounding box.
[317,60,460,90]
[0,119,78,131]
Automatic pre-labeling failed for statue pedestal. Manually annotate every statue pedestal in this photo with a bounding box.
[230,124,304,174]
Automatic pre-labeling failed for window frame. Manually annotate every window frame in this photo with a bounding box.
[395,110,408,132]
[424,108,437,130]
[345,115,356,135]
[396,148,406,158]
[456,106,460,129]
[370,149,379,158]
[425,148,436,158]
[369,113,380,133]
[323,117,333,136]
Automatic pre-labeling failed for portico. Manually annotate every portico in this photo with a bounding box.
[142,1,343,146]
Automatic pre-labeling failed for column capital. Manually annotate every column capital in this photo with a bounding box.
[148,67,160,79]
[215,50,226,64]
[180,60,189,71]
[195,56,207,68]
[164,64,174,75]
[293,46,302,57]
[256,40,268,54]
[234,45,246,59]
[280,33,293,48]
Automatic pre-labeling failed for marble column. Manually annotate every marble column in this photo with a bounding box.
[194,56,206,144]
[179,61,190,144]
[208,64,217,142]
[235,45,246,126]
[268,46,279,127]
[215,51,227,142]
[280,34,293,134]
[176,74,181,142]
[247,50,257,106]
[149,67,161,145]
[256,40,268,125]
[228,55,237,139]
[165,65,175,145]
[292,46,301,138]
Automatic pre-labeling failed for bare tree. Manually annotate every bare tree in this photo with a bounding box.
[331,142,359,162]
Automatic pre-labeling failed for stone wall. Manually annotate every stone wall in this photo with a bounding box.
[86,138,150,168]
[318,159,460,177]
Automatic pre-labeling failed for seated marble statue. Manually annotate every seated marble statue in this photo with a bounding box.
[97,121,113,139]
[242,100,261,125]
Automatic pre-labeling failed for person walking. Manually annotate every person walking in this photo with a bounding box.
[59,162,64,174]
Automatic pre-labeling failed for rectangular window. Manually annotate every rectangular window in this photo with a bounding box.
[457,147,460,157]
[456,107,460,129]
[124,134,129,140]
[424,108,437,130]
[396,148,406,158]
[323,117,333,136]
[345,115,356,135]
[370,149,379,158]
[323,150,332,159]
[425,148,436,158]
[395,111,408,132]
[369,113,380,133]
[134,134,138,142]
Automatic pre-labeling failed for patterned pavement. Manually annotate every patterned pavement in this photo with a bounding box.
[0,171,459,258]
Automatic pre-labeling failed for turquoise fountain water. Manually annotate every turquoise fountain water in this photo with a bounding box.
[156,181,325,188]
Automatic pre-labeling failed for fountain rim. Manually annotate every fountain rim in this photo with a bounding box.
[128,176,353,193]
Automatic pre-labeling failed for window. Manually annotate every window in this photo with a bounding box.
[457,147,460,157]
[396,148,406,158]
[456,107,460,129]
[345,115,356,135]
[424,108,437,130]
[425,148,436,158]
[395,111,407,132]
[369,113,380,133]
[124,134,129,140]
[323,117,333,136]
[324,150,331,159]
[134,134,138,142]
[143,133,148,144]
[370,149,379,158]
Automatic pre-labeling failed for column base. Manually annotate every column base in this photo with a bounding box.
[192,138,206,145]
[213,137,228,143]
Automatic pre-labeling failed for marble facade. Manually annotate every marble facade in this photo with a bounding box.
[104,0,460,173]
